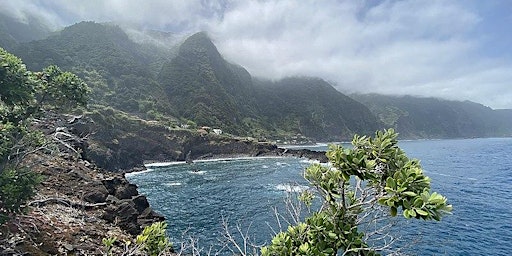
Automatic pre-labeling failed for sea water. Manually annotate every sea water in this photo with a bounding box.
[127,138,512,255]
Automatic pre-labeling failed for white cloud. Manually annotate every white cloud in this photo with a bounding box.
[209,0,511,109]
[1,0,511,108]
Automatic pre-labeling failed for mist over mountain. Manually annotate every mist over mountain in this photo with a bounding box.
[353,94,512,138]
[2,18,510,140]
[254,77,382,140]
[0,12,52,51]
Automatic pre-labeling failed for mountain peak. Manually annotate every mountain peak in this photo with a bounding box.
[178,31,222,60]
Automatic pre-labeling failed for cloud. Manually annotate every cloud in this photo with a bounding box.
[1,0,511,108]
[208,0,512,109]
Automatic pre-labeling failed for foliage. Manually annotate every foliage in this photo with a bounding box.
[102,221,173,256]
[261,129,452,255]
[9,22,384,140]
[0,47,89,223]
[136,221,173,256]
[254,77,382,141]
[0,167,42,223]
[13,21,173,119]
[352,94,512,138]
[36,65,89,109]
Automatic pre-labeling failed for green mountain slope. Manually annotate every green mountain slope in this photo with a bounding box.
[0,12,52,51]
[4,19,507,141]
[255,77,382,140]
[12,21,173,117]
[352,94,512,138]
[158,32,258,134]
[158,32,381,140]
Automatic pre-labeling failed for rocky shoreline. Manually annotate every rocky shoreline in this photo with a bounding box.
[1,110,328,255]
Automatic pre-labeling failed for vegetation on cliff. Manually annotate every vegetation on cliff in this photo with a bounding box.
[353,94,512,138]
[1,48,169,255]
[4,20,510,141]
[0,47,89,223]
[7,22,383,141]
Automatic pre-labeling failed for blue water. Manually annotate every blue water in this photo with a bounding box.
[127,138,512,255]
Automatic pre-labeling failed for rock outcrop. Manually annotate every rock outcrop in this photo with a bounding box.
[0,113,164,255]
[78,106,324,172]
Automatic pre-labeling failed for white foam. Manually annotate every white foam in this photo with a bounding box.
[300,159,320,164]
[145,161,186,167]
[193,156,286,163]
[145,156,287,167]
[125,169,154,177]
[165,182,182,186]
[189,170,207,175]
[276,162,290,167]
[275,184,309,193]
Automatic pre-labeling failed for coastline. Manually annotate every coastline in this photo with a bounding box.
[126,146,328,175]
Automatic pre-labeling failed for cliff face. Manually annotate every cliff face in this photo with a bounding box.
[0,108,326,254]
[0,113,163,255]
[80,106,281,172]
[352,94,512,139]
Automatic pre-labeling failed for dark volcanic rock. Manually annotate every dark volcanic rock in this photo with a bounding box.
[138,207,165,227]
[115,183,138,200]
[82,188,108,203]
[132,195,150,213]
[102,177,123,194]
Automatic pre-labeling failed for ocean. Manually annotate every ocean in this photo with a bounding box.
[126,138,512,255]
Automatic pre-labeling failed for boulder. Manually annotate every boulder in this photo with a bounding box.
[132,195,150,214]
[115,184,138,199]
[82,188,108,203]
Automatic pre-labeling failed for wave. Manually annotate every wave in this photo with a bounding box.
[145,161,186,167]
[276,161,293,166]
[146,156,288,167]
[300,159,320,164]
[189,170,207,175]
[424,170,478,181]
[194,156,286,163]
[275,183,309,193]
[165,182,182,186]
[279,142,350,149]
[125,169,154,177]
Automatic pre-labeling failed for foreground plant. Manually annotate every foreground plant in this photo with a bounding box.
[103,221,173,256]
[0,47,89,224]
[261,129,452,255]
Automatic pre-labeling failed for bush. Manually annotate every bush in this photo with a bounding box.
[261,129,452,255]
[0,167,41,224]
[103,221,173,256]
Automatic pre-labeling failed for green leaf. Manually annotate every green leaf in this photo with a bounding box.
[415,209,429,216]
[403,191,417,197]
[390,206,397,216]
[386,177,396,189]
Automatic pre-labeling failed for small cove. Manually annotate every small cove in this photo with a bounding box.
[127,138,512,255]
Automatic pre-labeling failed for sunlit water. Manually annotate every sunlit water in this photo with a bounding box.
[127,138,512,255]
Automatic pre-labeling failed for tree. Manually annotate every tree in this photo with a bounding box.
[261,129,452,255]
[0,47,89,223]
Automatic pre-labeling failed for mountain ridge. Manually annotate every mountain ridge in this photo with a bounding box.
[2,20,510,140]
[352,93,512,138]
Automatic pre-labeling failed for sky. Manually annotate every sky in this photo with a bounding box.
[1,0,511,109]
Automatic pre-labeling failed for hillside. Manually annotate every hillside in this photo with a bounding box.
[0,12,52,51]
[3,20,510,141]
[158,32,259,135]
[352,94,512,138]
[254,77,382,141]
[6,22,382,141]
[13,21,174,118]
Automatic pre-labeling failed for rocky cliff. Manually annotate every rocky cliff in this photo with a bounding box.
[80,106,306,172]
[0,113,164,255]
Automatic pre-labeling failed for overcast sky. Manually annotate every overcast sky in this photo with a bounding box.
[2,0,511,109]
